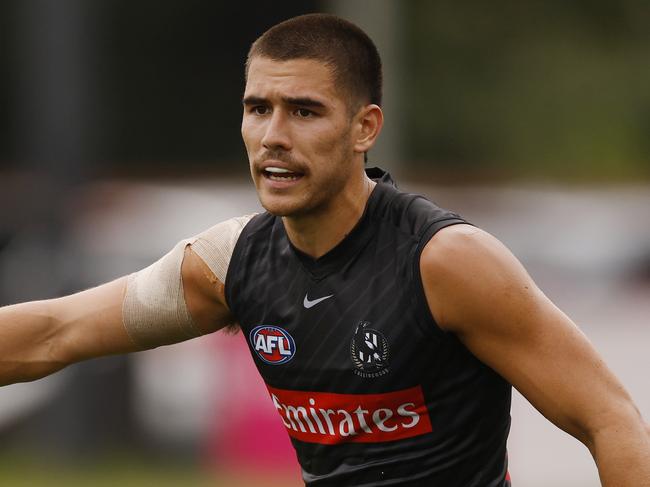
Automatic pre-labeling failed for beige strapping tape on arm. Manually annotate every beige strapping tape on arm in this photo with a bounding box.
[190,215,254,284]
[122,215,254,349]
[122,238,199,349]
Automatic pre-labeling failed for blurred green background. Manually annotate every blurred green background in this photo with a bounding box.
[404,0,650,182]
[1,0,648,182]
[0,452,214,487]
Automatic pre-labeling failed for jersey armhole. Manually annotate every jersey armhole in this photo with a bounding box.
[223,217,258,317]
[410,217,470,338]
[223,236,243,318]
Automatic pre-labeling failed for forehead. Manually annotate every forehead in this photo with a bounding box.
[245,57,343,103]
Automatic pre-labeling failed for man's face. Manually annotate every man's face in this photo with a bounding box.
[242,56,359,217]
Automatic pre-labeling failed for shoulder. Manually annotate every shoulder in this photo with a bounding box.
[189,214,257,278]
[193,213,258,246]
[182,214,263,333]
[371,183,465,239]
[420,224,537,333]
[421,223,505,264]
[184,213,259,305]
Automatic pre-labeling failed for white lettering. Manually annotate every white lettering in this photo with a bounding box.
[353,406,372,433]
[319,408,336,435]
[278,337,292,356]
[285,405,316,433]
[269,390,428,442]
[266,335,278,352]
[397,402,420,429]
[308,398,326,434]
[281,404,299,431]
[255,334,269,353]
[337,410,357,437]
[373,408,397,432]
[272,394,292,429]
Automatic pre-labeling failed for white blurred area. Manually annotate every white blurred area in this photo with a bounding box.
[1,178,649,485]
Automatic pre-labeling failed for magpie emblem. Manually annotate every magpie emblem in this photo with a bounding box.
[350,321,390,378]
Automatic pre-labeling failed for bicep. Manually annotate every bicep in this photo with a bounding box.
[56,243,235,363]
[182,245,235,334]
[421,226,639,444]
[182,214,254,333]
[31,217,247,368]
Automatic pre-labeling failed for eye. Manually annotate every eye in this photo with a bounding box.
[295,108,314,118]
[251,105,269,116]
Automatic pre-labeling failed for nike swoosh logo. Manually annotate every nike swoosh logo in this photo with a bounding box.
[303,293,334,309]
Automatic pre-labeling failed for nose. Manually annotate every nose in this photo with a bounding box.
[261,110,292,151]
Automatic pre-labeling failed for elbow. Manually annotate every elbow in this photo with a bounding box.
[581,402,649,455]
[0,299,72,387]
[32,300,74,379]
[0,350,68,386]
[45,327,76,374]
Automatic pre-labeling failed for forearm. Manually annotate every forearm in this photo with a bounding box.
[0,300,68,386]
[1,277,142,388]
[589,407,650,486]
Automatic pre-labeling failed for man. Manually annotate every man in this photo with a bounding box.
[1,13,649,486]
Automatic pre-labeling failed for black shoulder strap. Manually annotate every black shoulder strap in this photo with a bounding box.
[224,212,274,316]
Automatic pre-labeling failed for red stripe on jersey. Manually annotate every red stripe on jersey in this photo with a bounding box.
[267,384,433,444]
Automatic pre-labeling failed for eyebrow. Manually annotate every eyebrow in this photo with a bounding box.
[283,96,326,108]
[242,96,267,106]
[242,95,326,109]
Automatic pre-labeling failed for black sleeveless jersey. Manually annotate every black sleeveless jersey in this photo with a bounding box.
[225,168,512,486]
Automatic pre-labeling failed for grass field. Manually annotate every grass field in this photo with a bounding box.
[0,452,216,487]
[0,451,303,487]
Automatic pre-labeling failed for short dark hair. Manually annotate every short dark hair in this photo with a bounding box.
[246,13,383,110]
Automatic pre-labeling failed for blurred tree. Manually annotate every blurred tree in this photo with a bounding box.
[2,0,649,181]
[404,0,650,181]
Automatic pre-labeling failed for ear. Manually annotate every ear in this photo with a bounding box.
[353,104,383,154]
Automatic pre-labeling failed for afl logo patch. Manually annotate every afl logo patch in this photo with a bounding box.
[351,321,390,378]
[250,325,296,365]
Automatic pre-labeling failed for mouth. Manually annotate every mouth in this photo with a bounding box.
[262,165,305,183]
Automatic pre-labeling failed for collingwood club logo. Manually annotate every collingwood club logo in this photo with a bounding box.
[350,321,390,378]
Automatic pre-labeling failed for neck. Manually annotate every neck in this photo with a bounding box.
[283,175,376,259]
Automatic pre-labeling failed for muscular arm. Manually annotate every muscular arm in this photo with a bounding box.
[420,224,650,486]
[0,243,234,387]
[181,245,235,333]
[0,277,134,386]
